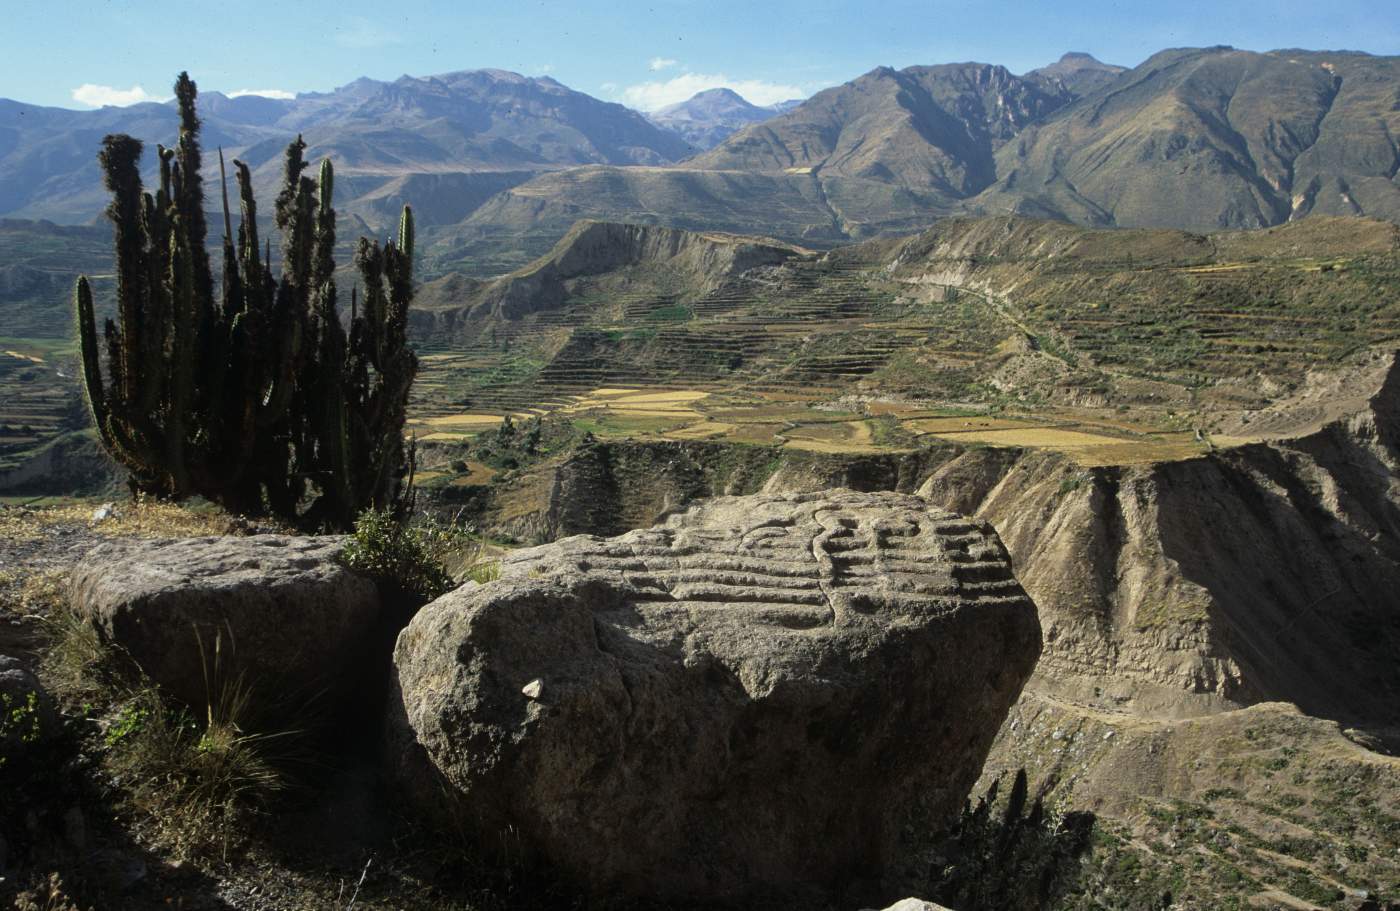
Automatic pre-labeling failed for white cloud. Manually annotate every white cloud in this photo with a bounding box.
[648,57,679,72]
[228,88,295,100]
[334,17,401,48]
[621,73,806,111]
[600,82,619,93]
[70,83,169,108]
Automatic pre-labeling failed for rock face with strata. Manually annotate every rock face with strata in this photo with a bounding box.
[69,535,379,709]
[389,489,1040,903]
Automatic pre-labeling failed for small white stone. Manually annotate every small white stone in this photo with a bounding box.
[91,502,116,524]
[1103,730,1116,741]
[522,678,544,700]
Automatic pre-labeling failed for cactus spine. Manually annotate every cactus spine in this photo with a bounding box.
[74,72,418,528]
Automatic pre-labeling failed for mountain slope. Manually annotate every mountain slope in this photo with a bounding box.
[686,63,1076,196]
[647,88,779,150]
[976,47,1400,229]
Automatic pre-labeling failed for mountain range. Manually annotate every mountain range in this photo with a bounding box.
[0,69,693,227]
[427,46,1400,271]
[3,47,1399,279]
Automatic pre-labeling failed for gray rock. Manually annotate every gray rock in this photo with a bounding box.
[389,489,1040,903]
[69,535,379,709]
[865,901,958,911]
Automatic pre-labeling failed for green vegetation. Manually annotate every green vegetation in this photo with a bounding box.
[338,508,460,604]
[74,72,418,530]
[0,691,45,769]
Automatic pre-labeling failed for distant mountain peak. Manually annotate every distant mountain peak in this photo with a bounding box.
[692,87,747,102]
[648,86,786,149]
[1026,51,1127,97]
[655,87,766,118]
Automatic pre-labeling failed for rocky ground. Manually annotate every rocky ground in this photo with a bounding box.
[0,503,528,911]
[0,499,1018,911]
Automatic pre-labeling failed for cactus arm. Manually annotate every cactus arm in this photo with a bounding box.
[73,276,111,447]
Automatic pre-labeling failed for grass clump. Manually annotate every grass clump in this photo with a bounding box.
[102,634,304,862]
[33,578,303,863]
[104,682,291,861]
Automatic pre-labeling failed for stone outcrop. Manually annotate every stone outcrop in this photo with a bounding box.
[389,489,1040,903]
[69,535,379,709]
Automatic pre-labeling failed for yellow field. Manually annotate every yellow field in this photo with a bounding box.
[784,420,874,448]
[422,414,506,427]
[574,389,709,406]
[905,417,1042,434]
[666,421,738,440]
[450,461,497,486]
[408,383,1219,467]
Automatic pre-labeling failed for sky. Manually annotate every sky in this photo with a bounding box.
[5,0,1400,111]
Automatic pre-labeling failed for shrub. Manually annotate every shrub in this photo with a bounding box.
[0,691,45,770]
[923,770,1096,911]
[338,509,457,604]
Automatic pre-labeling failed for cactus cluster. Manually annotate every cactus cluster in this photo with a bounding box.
[75,72,418,529]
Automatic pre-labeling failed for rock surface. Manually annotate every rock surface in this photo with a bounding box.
[69,535,379,709]
[389,489,1040,903]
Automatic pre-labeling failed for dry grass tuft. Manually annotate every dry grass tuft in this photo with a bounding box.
[17,568,68,615]
[37,596,112,701]
[13,872,93,911]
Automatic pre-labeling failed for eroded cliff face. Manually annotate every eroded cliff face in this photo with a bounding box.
[907,355,1400,725]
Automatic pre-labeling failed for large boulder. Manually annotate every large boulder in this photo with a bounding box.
[389,489,1040,904]
[69,535,379,709]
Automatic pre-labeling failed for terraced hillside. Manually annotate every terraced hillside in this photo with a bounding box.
[0,338,81,477]
[407,215,1400,472]
[9,214,1400,492]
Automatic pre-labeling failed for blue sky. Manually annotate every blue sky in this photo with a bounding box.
[5,0,1399,111]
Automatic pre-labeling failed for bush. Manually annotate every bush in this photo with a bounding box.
[338,509,457,604]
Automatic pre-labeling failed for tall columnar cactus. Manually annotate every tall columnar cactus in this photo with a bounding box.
[74,72,418,529]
